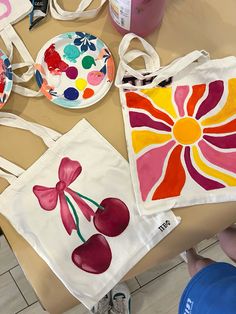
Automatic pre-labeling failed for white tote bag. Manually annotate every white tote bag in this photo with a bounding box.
[0,112,180,309]
[49,0,107,20]
[116,33,236,216]
[0,0,41,97]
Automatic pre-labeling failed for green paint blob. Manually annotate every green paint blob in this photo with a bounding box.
[82,56,96,69]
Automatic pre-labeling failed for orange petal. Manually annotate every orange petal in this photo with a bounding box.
[152,145,185,200]
[204,118,236,134]
[187,84,206,116]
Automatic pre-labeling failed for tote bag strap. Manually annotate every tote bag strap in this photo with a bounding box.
[0,24,42,97]
[0,112,61,148]
[0,168,18,184]
[50,0,107,20]
[115,33,209,90]
[0,156,24,184]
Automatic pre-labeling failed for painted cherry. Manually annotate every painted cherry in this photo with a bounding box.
[93,198,130,237]
[72,234,112,274]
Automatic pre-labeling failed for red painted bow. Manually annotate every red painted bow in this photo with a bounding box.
[33,157,95,235]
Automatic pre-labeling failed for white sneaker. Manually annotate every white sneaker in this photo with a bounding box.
[91,293,111,314]
[110,283,131,314]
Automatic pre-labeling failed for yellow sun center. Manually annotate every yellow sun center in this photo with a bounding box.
[173,117,202,145]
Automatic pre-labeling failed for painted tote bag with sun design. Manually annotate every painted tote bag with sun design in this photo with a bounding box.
[116,33,236,216]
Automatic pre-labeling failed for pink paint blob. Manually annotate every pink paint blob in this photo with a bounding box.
[87,71,105,86]
[66,66,78,80]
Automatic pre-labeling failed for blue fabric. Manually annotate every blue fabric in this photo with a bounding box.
[179,262,236,314]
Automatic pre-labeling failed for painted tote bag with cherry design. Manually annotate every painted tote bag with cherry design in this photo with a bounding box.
[116,33,236,216]
[0,112,179,310]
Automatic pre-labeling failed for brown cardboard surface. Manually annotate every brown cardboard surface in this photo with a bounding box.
[0,1,236,313]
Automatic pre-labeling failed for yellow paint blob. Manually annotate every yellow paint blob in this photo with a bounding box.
[173,117,202,145]
[75,78,87,91]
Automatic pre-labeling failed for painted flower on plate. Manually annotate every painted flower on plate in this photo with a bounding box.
[74,32,97,52]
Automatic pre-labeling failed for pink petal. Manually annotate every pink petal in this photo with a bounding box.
[198,140,236,174]
[66,188,95,222]
[137,141,176,201]
[33,186,58,210]
[174,86,189,117]
[58,157,82,186]
[59,192,76,235]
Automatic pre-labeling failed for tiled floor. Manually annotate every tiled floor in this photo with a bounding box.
[0,235,232,314]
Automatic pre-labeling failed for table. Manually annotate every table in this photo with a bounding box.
[0,1,236,313]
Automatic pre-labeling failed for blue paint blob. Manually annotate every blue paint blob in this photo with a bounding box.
[64,87,79,101]
[35,70,43,88]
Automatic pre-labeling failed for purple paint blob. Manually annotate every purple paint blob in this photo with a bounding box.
[66,66,78,80]
[64,87,79,101]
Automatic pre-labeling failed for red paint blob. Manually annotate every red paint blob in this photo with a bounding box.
[44,44,69,75]
[83,88,94,99]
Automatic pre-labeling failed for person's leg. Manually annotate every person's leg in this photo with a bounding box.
[217,225,236,263]
[186,248,215,277]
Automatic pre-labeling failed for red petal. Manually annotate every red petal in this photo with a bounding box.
[152,145,185,200]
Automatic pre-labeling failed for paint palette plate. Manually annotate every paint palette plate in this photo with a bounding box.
[35,32,115,109]
[0,49,13,109]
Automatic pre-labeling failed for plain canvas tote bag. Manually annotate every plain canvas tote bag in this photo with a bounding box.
[0,112,180,309]
[116,33,236,216]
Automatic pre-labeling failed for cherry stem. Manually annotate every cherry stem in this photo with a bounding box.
[65,195,86,243]
[76,192,104,210]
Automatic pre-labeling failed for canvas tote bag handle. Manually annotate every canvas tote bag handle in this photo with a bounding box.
[50,0,107,20]
[0,112,61,148]
[0,112,62,183]
[0,24,42,97]
[115,33,209,90]
[0,156,25,184]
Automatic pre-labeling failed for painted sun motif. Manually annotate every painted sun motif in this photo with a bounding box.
[125,78,236,202]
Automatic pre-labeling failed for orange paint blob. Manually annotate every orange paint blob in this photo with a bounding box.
[83,88,94,99]
[173,117,202,145]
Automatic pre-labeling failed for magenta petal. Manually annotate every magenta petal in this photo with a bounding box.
[199,140,236,174]
[33,186,58,210]
[137,141,176,201]
[203,134,236,149]
[129,111,171,132]
[195,80,224,120]
[66,188,95,222]
[58,157,82,186]
[184,146,225,190]
[58,192,76,235]
[174,86,189,117]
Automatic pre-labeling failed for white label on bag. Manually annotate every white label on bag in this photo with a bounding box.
[109,0,131,30]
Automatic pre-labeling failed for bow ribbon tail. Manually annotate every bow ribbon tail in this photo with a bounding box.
[58,192,76,235]
[66,188,95,222]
